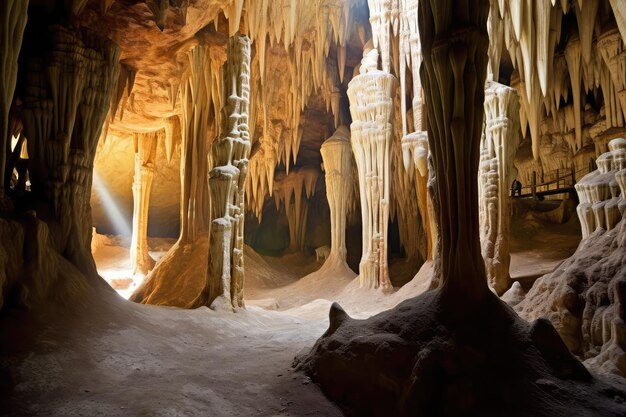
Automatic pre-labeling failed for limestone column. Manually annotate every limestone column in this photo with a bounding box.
[347,43,395,291]
[0,0,28,208]
[320,126,353,268]
[398,1,438,263]
[195,34,251,310]
[130,131,158,275]
[21,26,119,277]
[418,0,491,303]
[478,81,521,295]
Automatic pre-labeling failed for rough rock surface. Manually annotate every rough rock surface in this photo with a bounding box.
[298,291,626,417]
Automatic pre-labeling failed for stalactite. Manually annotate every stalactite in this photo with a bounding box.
[565,35,583,152]
[244,0,366,212]
[610,0,626,43]
[195,34,251,311]
[130,130,159,275]
[163,115,180,164]
[145,0,170,31]
[272,167,320,253]
[597,27,626,124]
[479,82,521,295]
[0,0,29,209]
[419,0,491,301]
[348,43,395,292]
[401,131,435,261]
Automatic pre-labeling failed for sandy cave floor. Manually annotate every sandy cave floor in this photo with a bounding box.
[1,292,342,417]
[1,219,582,416]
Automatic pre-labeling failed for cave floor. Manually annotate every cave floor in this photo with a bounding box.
[1,292,342,417]
[3,217,582,416]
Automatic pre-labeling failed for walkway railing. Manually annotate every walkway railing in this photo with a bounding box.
[514,164,593,199]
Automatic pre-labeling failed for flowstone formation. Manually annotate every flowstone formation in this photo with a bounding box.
[0,4,121,312]
[348,44,395,291]
[478,81,521,295]
[516,137,626,376]
[299,1,626,415]
[21,24,120,278]
[193,34,251,311]
[130,131,159,275]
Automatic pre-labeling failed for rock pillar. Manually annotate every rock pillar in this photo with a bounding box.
[320,126,353,267]
[478,81,521,295]
[418,0,491,302]
[130,131,158,275]
[196,34,251,310]
[347,44,395,291]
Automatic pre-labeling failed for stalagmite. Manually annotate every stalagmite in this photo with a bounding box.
[130,131,158,276]
[319,126,353,270]
[575,138,626,238]
[348,44,395,291]
[0,0,29,208]
[194,34,251,311]
[479,81,521,295]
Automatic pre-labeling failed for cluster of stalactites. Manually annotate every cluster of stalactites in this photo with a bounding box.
[102,63,137,142]
[244,0,367,211]
[178,41,226,244]
[271,166,320,252]
[575,137,626,239]
[489,0,626,161]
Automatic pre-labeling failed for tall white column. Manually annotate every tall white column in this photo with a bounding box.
[478,81,521,294]
[348,44,395,291]
[320,126,353,267]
